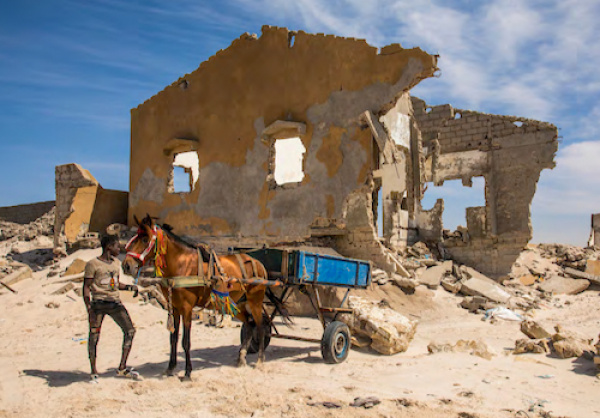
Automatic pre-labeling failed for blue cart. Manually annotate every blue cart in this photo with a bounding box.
[242,247,372,364]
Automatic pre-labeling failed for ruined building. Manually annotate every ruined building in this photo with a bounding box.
[125,26,557,278]
[53,164,127,249]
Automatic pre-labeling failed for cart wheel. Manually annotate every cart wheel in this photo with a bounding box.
[321,321,351,364]
[240,314,272,354]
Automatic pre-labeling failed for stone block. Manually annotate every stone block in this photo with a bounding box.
[553,338,594,359]
[460,275,511,303]
[418,261,452,289]
[521,320,552,339]
[538,275,589,295]
[340,296,417,355]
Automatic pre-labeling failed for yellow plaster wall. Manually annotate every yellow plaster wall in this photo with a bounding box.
[129,26,436,240]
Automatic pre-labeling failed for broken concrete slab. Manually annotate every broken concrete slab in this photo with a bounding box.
[563,267,600,286]
[418,261,452,289]
[463,267,500,285]
[521,320,552,340]
[460,275,511,304]
[441,277,461,294]
[340,296,417,355]
[538,275,590,295]
[61,258,87,277]
[1,266,33,286]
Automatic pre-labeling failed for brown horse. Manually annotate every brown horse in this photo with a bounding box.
[121,215,270,380]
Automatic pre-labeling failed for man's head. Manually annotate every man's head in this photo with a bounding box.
[101,234,120,257]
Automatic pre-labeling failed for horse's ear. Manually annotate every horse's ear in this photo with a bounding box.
[133,214,140,226]
[142,213,152,225]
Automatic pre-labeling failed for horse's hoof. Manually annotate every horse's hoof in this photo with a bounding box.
[180,375,192,382]
[237,360,247,368]
[164,369,176,377]
[255,361,265,370]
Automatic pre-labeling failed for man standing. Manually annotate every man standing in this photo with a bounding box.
[83,234,140,382]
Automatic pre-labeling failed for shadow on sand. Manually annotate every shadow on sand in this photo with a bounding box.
[22,369,96,387]
[22,343,324,386]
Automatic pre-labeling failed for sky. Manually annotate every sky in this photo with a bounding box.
[0,0,598,245]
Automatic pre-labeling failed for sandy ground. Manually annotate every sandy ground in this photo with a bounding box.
[1,249,599,418]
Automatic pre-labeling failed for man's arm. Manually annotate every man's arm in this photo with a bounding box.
[118,282,138,295]
[83,278,93,313]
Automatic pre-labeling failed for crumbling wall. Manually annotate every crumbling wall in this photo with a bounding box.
[411,97,558,277]
[0,201,55,225]
[54,164,128,250]
[590,213,600,248]
[129,26,437,254]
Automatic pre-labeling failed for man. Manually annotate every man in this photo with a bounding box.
[83,234,140,382]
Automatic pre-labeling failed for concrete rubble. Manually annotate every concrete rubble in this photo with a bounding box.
[427,340,495,360]
[340,296,417,355]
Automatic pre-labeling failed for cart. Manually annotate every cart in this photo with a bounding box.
[241,248,371,364]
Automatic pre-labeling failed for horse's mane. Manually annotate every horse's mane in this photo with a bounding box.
[161,223,211,262]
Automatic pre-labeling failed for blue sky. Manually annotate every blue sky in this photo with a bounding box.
[0,0,598,245]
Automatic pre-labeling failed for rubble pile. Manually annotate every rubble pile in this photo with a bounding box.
[0,207,55,242]
[371,242,600,318]
[514,321,596,359]
[0,208,56,277]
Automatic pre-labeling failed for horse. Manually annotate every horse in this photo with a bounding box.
[121,214,272,380]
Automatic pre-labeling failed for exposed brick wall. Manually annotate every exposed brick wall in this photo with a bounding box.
[411,96,558,277]
[0,201,55,225]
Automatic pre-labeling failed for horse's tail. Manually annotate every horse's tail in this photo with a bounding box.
[265,287,294,326]
[255,260,293,326]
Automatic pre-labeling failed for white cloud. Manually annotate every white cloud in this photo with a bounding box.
[532,141,600,217]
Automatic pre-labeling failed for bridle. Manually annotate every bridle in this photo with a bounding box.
[125,225,158,265]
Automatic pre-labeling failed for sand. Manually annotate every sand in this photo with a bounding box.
[0,248,599,418]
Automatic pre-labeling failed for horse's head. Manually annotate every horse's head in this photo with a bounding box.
[122,214,160,277]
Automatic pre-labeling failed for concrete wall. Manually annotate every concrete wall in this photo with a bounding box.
[591,213,600,247]
[54,163,128,248]
[129,26,437,252]
[90,188,128,234]
[411,97,558,277]
[0,201,55,224]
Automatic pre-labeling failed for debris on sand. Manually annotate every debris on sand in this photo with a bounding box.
[340,296,417,355]
[427,339,495,360]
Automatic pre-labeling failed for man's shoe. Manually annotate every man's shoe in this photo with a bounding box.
[116,367,142,381]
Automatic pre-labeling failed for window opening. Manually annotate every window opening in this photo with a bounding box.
[421,177,485,231]
[274,137,305,185]
[169,151,199,193]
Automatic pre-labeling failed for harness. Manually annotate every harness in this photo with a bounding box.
[126,224,283,331]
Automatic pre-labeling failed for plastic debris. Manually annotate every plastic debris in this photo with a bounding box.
[483,307,523,322]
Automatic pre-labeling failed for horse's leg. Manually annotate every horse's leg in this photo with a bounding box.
[181,309,193,381]
[166,308,180,376]
[237,310,252,367]
[250,293,266,367]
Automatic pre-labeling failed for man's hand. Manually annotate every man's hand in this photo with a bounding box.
[125,284,139,297]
